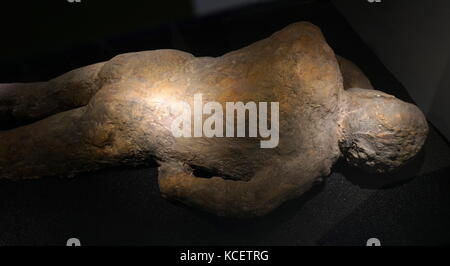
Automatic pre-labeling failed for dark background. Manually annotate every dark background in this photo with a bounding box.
[0,0,449,245]
[334,0,450,142]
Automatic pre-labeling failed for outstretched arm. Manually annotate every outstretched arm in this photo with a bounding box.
[158,159,317,217]
[336,55,373,90]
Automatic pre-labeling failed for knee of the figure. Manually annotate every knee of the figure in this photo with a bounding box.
[79,84,164,158]
[339,88,428,173]
[78,96,133,154]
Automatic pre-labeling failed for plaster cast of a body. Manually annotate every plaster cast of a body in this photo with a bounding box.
[0,22,428,217]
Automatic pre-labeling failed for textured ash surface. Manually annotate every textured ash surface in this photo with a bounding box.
[0,0,448,245]
[0,21,428,217]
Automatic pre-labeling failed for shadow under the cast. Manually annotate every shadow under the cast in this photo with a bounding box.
[164,172,327,237]
[332,148,426,190]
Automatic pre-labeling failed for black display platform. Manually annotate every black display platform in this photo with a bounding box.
[0,0,449,245]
